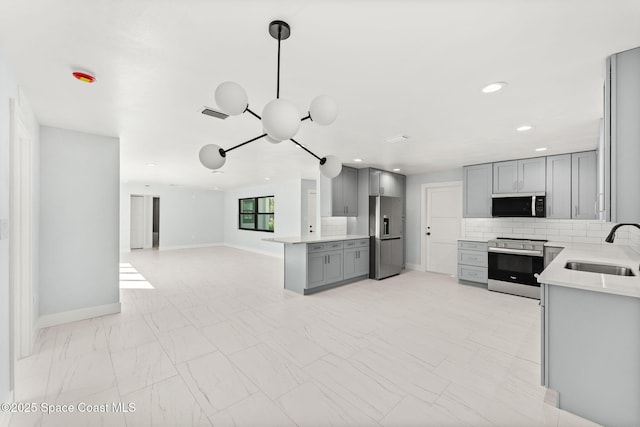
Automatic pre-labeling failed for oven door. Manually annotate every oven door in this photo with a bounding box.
[488,250,544,286]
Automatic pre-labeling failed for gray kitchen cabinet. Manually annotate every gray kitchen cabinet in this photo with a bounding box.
[321,166,358,217]
[518,157,546,192]
[307,252,327,288]
[608,47,640,222]
[356,248,369,276]
[344,247,368,280]
[463,163,492,218]
[457,240,488,284]
[494,158,545,194]
[493,160,518,193]
[369,169,404,197]
[571,151,597,219]
[324,249,344,283]
[546,154,572,219]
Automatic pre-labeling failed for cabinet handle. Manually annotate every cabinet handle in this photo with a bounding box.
[381,187,384,195]
[574,206,578,217]
[513,182,516,191]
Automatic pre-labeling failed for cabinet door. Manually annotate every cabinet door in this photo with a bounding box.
[546,154,572,219]
[356,249,370,276]
[463,164,493,218]
[343,248,358,280]
[325,250,344,283]
[307,252,326,288]
[379,171,395,196]
[331,171,345,216]
[369,169,381,196]
[493,161,518,193]
[342,167,358,216]
[572,151,597,219]
[519,157,546,192]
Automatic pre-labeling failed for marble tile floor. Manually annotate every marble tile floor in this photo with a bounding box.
[9,246,602,427]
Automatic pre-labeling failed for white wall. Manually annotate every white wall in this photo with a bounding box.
[224,180,302,257]
[0,51,40,410]
[405,168,463,266]
[39,127,119,317]
[120,183,224,251]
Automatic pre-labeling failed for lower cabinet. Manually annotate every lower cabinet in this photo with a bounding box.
[457,240,488,284]
[284,238,370,294]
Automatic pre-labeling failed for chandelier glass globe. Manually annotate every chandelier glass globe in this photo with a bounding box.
[214,81,248,116]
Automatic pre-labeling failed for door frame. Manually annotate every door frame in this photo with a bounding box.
[420,181,464,272]
[9,97,35,368]
[306,189,317,235]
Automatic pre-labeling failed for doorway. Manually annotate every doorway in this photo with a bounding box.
[152,197,160,249]
[421,181,463,274]
[9,97,35,364]
[306,189,317,235]
[130,195,160,250]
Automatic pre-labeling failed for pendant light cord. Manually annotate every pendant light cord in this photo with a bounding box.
[277,26,281,99]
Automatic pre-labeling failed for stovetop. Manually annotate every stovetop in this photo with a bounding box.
[488,237,547,250]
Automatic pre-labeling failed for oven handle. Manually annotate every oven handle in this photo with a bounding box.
[488,247,543,257]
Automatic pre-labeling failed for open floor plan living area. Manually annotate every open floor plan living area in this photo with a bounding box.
[2,1,640,426]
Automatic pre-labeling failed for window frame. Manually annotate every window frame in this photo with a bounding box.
[238,195,275,233]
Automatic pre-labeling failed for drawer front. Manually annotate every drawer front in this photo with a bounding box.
[326,241,344,250]
[458,240,488,251]
[458,265,488,284]
[458,250,487,267]
[356,238,370,247]
[344,240,357,248]
[307,243,327,253]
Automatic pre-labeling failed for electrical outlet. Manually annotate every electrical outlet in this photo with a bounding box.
[0,219,8,240]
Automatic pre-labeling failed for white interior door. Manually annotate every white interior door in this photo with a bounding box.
[424,183,462,274]
[9,98,34,361]
[130,196,145,249]
[307,189,317,235]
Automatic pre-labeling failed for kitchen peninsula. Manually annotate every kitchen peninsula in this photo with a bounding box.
[267,235,370,295]
[537,243,640,426]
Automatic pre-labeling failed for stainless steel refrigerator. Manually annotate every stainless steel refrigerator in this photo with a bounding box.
[369,196,403,279]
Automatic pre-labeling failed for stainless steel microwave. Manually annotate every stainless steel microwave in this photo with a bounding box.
[491,193,546,218]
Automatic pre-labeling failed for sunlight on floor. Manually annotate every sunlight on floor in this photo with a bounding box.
[119,262,155,289]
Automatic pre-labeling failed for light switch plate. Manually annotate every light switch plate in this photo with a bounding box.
[0,219,8,240]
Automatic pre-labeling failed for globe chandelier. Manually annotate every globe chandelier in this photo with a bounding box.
[199,20,343,179]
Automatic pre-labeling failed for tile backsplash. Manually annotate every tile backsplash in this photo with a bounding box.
[321,217,348,236]
[464,218,640,254]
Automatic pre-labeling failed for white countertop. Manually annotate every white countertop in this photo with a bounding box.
[458,238,488,243]
[537,244,640,298]
[264,234,370,244]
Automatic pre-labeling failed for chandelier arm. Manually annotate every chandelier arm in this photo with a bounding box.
[224,133,268,154]
[290,138,322,162]
[245,107,262,120]
[301,114,311,122]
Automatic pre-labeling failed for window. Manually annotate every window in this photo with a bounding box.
[239,196,274,232]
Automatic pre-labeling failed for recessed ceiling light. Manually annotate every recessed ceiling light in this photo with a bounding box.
[393,168,401,172]
[210,170,224,174]
[386,135,409,144]
[517,125,533,132]
[535,147,547,152]
[353,158,363,162]
[146,163,157,167]
[481,82,507,93]
[265,177,271,181]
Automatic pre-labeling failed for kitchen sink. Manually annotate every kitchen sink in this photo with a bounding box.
[564,261,635,276]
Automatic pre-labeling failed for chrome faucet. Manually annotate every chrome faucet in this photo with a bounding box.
[604,223,640,243]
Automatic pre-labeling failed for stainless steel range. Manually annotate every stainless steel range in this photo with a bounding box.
[487,238,547,299]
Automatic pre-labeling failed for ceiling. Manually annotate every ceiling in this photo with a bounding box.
[1,0,640,190]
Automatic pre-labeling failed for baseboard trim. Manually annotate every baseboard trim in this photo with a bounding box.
[223,243,284,259]
[158,243,223,251]
[37,302,121,329]
[1,391,14,427]
[405,263,422,271]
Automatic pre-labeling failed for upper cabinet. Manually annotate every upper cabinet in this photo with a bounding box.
[572,151,597,220]
[463,163,493,218]
[493,157,545,194]
[608,47,640,222]
[546,154,572,219]
[369,169,404,198]
[320,166,358,217]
